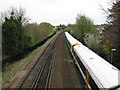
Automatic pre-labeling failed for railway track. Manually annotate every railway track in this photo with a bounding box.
[16,31,86,89]
[17,32,63,89]
[31,34,57,88]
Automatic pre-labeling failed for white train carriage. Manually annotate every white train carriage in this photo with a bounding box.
[65,32,120,89]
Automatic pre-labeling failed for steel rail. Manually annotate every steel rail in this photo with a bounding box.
[44,39,57,89]
[17,32,61,89]
[46,34,65,89]
[31,41,56,88]
[32,33,60,89]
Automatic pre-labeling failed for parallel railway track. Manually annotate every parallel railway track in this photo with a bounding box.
[17,32,63,89]
[31,35,57,88]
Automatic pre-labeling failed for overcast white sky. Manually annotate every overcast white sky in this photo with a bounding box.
[0,0,111,25]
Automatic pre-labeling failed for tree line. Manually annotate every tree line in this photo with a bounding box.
[2,8,54,60]
[102,1,120,69]
[65,15,100,53]
[24,22,54,45]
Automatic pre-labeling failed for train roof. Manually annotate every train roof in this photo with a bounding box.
[65,32,120,88]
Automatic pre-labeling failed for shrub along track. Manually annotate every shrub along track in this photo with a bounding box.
[17,32,86,89]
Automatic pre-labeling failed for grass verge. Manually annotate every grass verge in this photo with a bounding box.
[2,46,42,88]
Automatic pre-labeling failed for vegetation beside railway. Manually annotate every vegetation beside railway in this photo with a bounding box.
[65,15,101,55]
[2,45,43,88]
[2,7,54,65]
[104,1,120,69]
[65,0,120,70]
[1,7,56,87]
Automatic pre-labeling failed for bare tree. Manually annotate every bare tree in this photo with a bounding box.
[1,7,30,25]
